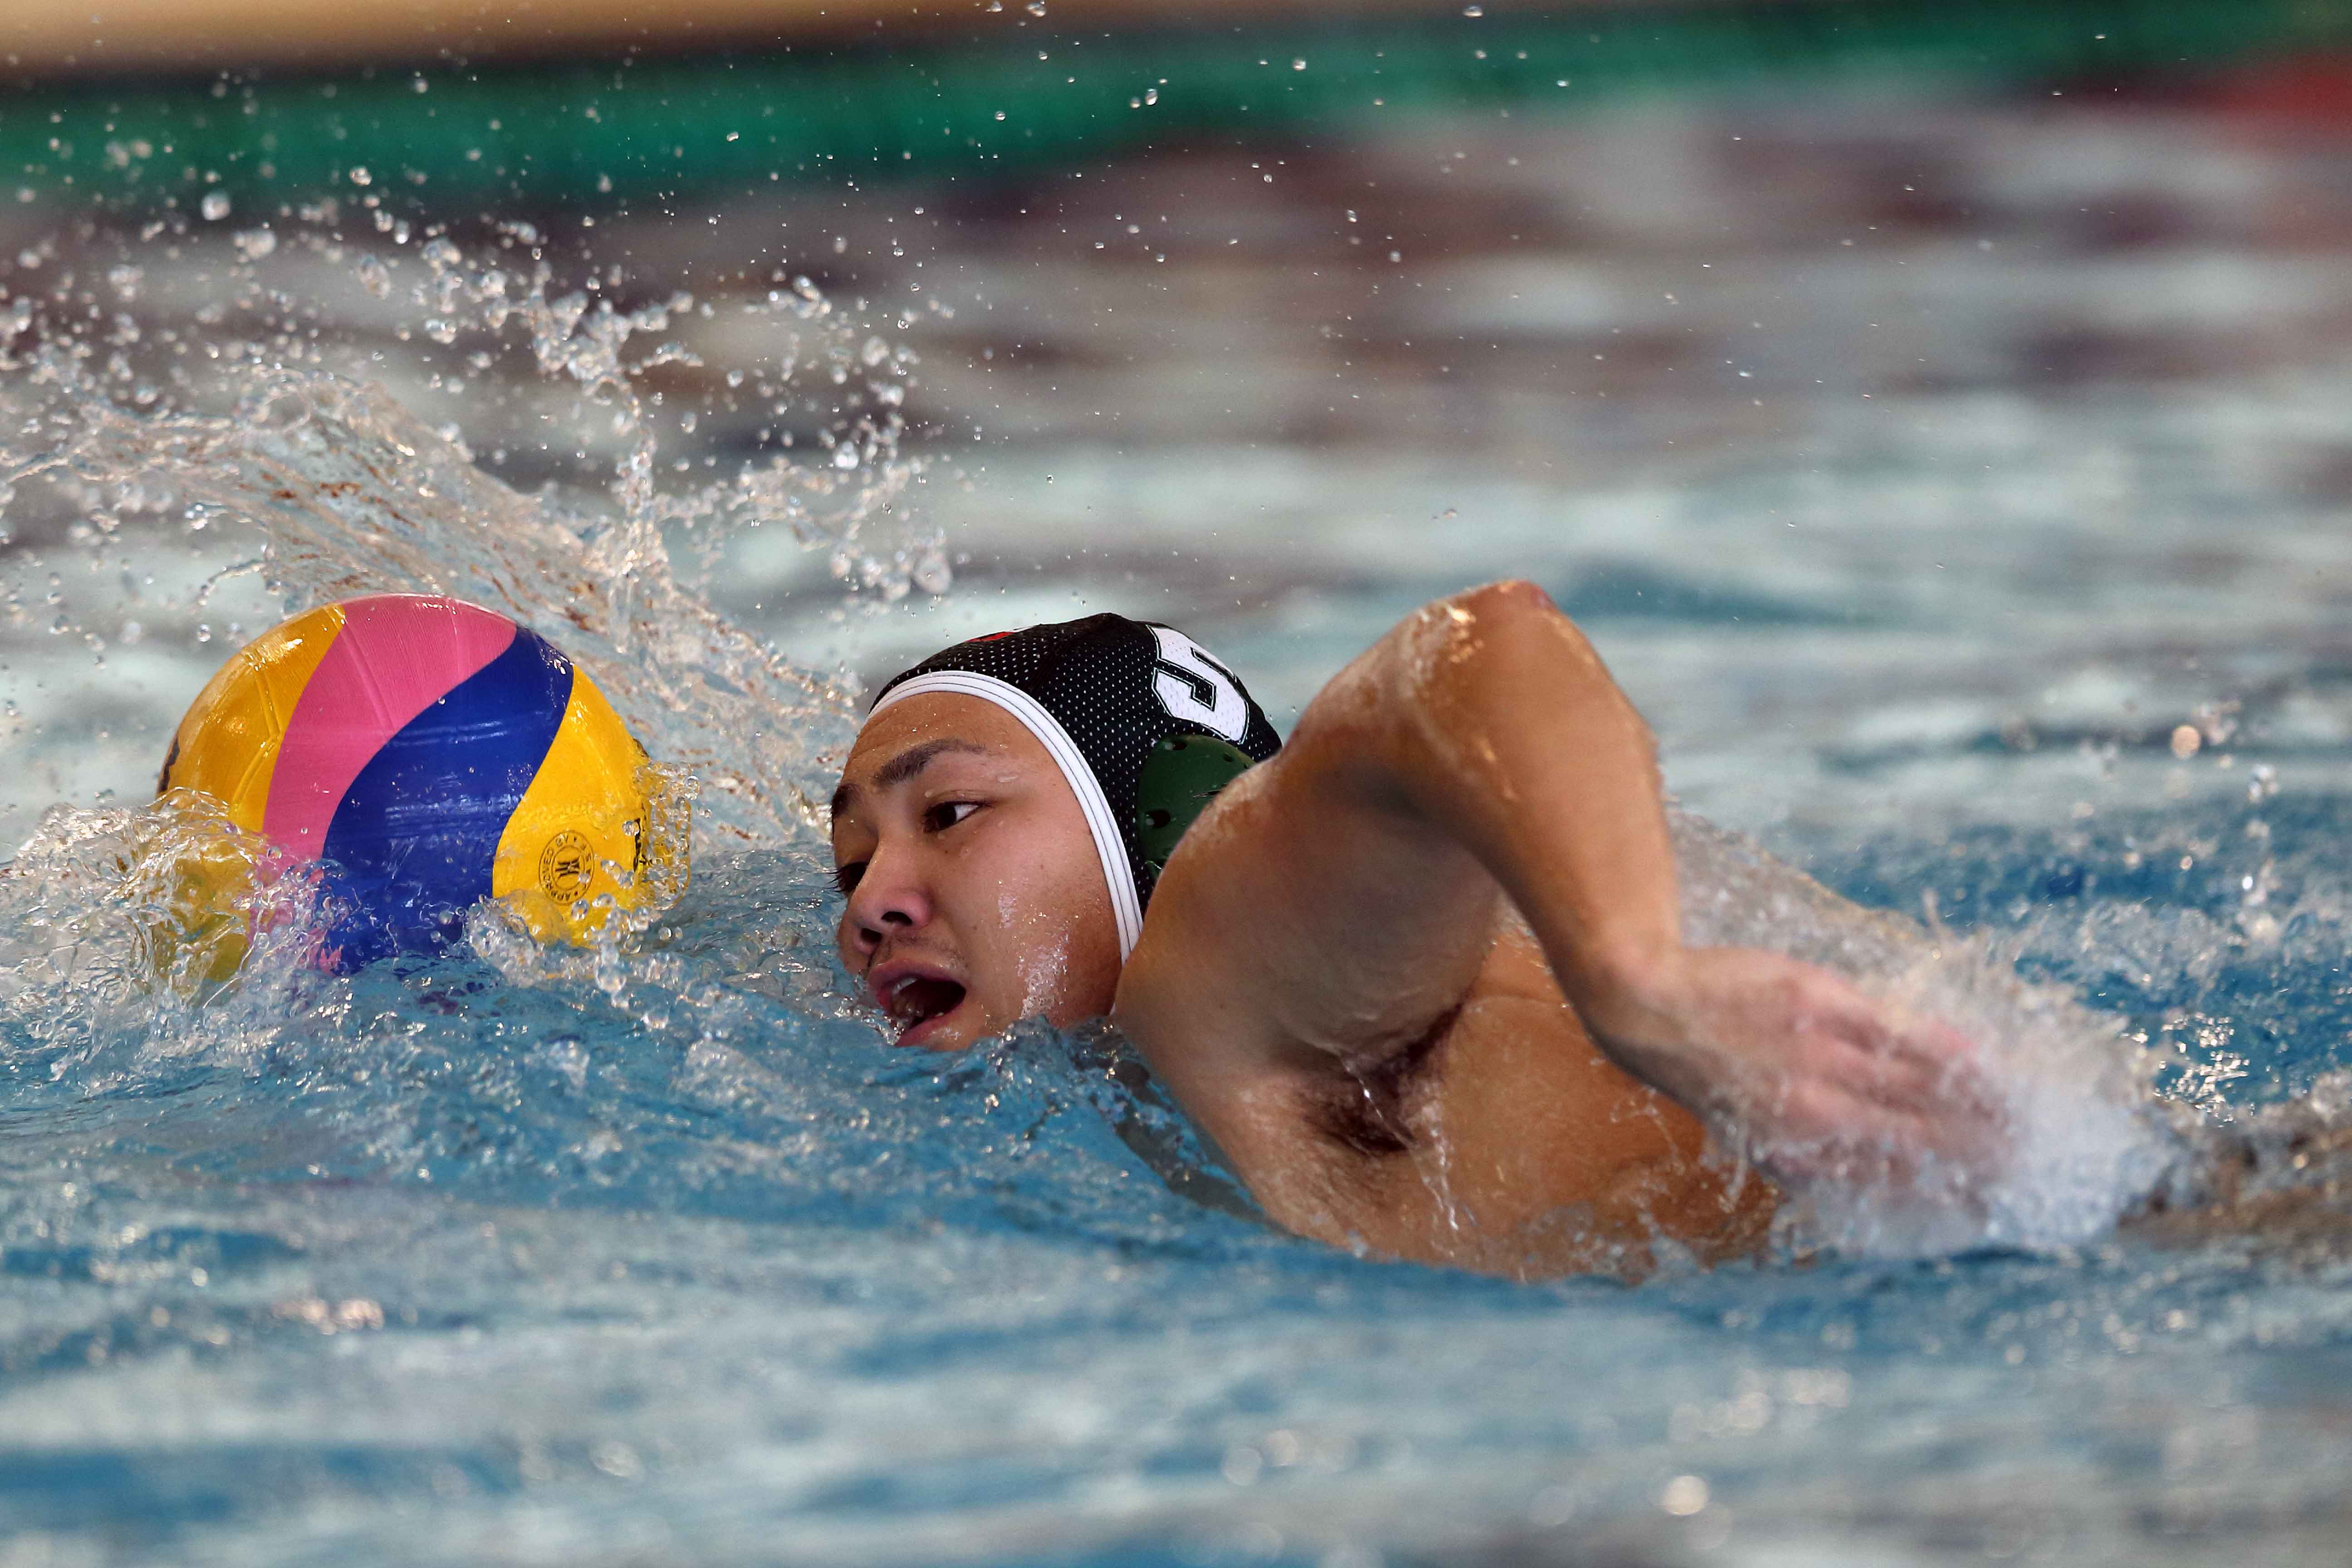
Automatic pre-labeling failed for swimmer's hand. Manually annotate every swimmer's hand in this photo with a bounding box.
[1586,947,2006,1190]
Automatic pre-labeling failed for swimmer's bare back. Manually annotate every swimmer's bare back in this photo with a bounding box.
[1115,582,2004,1278]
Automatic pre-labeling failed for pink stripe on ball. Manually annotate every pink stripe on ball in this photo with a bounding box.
[264,594,518,855]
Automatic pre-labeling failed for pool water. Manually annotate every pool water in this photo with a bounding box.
[7,70,2352,1566]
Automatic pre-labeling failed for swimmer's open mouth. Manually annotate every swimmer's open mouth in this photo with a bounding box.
[870,965,968,1044]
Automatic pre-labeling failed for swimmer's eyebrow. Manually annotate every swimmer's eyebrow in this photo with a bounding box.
[829,737,994,821]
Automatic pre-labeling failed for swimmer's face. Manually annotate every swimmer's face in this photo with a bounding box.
[828,693,1122,1051]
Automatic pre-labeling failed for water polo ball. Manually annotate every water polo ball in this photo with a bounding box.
[158,593,674,965]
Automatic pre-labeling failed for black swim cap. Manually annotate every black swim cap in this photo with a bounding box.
[867,614,1281,956]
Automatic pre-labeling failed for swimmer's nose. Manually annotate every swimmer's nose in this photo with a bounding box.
[844,852,932,956]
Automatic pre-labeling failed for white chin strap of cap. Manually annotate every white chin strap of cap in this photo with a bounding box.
[866,671,1143,960]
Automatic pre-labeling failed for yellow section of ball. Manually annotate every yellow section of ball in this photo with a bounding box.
[147,605,352,982]
[157,602,346,830]
[491,666,686,944]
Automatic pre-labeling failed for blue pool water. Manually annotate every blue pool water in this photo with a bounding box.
[7,77,2352,1565]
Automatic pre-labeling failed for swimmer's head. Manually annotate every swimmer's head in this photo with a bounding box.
[829,615,1280,1049]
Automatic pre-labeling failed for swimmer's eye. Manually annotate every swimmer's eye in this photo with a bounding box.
[921,800,981,833]
[832,861,866,896]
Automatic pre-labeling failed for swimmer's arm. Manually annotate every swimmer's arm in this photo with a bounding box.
[1122,580,1998,1184]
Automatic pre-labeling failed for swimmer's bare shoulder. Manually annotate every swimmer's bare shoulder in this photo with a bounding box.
[1115,581,1999,1277]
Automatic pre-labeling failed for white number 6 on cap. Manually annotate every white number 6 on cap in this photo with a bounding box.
[1148,627,1249,742]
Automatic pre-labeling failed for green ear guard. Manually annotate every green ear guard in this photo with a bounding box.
[1133,732,1260,874]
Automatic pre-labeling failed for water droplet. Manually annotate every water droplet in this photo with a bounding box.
[1661,1475,1709,1516]
[1462,3,1483,14]
[1292,58,1307,70]
[1144,87,1158,105]
[348,166,372,187]
[357,254,392,298]
[199,190,230,221]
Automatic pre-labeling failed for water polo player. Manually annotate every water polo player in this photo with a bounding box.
[830,583,2005,1275]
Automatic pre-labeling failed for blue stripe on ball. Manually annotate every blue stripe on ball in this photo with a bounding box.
[318,628,574,966]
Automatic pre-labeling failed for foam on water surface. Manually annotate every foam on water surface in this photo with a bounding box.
[5,82,2352,1566]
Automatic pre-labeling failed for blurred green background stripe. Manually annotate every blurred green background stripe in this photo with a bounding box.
[5,0,2351,211]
